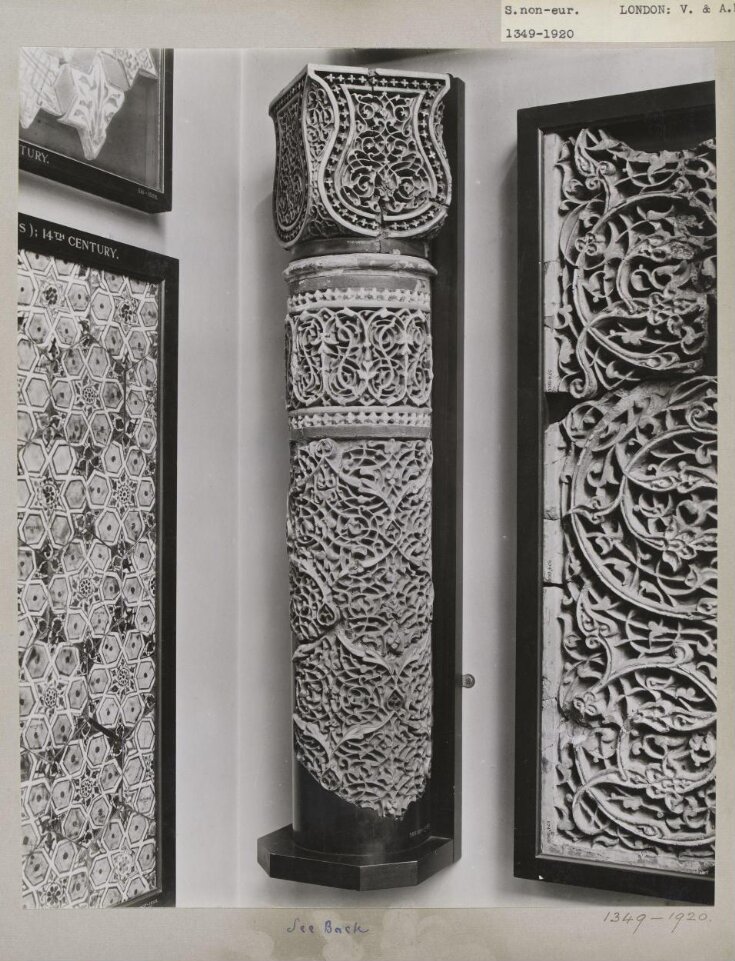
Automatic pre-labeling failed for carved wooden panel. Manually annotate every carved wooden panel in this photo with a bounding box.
[515,84,717,902]
[17,216,177,907]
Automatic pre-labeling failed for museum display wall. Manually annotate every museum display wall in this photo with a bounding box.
[18,45,715,907]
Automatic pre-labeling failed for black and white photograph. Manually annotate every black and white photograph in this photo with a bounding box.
[2,19,733,961]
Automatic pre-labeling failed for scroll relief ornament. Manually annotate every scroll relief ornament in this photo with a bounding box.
[543,378,716,873]
[547,129,716,398]
[541,130,717,875]
[270,65,451,246]
[20,48,159,160]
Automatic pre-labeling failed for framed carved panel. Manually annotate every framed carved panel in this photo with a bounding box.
[19,49,173,212]
[515,82,716,903]
[17,214,177,906]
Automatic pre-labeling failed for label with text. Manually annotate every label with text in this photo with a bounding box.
[502,1,735,41]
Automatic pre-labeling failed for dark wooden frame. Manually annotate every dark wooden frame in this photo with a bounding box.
[18,213,178,906]
[514,81,716,905]
[19,50,173,213]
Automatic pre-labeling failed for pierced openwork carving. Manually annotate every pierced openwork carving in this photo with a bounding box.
[541,129,717,877]
[17,250,160,907]
[270,65,451,246]
[547,129,716,399]
[19,48,159,160]
[289,438,433,816]
[272,65,452,828]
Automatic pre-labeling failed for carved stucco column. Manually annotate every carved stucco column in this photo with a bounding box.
[258,64,453,887]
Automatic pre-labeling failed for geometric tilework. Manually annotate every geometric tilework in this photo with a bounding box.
[18,249,160,907]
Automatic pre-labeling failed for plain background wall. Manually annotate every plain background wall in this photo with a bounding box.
[236,46,715,909]
[19,45,715,909]
[19,50,243,907]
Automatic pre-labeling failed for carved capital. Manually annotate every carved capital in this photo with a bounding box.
[269,64,452,247]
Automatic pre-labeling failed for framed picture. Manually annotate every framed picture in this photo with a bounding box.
[19,49,173,213]
[514,81,717,903]
[17,213,178,906]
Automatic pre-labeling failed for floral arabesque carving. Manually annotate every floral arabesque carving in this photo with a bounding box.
[543,377,716,873]
[288,438,433,817]
[549,129,716,398]
[270,65,451,246]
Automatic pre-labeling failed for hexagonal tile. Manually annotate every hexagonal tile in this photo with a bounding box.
[64,411,87,445]
[103,818,124,851]
[55,645,79,677]
[95,695,120,728]
[50,441,75,475]
[134,717,156,751]
[19,513,44,548]
[135,659,156,693]
[25,377,50,409]
[87,471,111,508]
[64,610,87,642]
[21,819,41,856]
[51,712,74,748]
[26,310,51,345]
[67,282,91,313]
[49,514,73,548]
[137,478,155,510]
[102,326,124,356]
[120,692,143,728]
[90,854,111,887]
[23,849,50,886]
[126,813,149,845]
[134,784,155,816]
[67,870,88,904]
[123,756,144,788]
[52,838,78,876]
[19,440,46,473]
[122,575,143,605]
[61,541,85,573]
[101,380,123,410]
[60,742,85,777]
[96,510,121,545]
[102,441,125,476]
[89,411,112,447]
[135,604,155,634]
[18,410,34,443]
[99,759,122,793]
[86,345,109,378]
[21,579,47,614]
[89,793,112,828]
[123,511,144,542]
[55,313,80,346]
[91,290,114,322]
[18,337,39,372]
[87,733,110,769]
[25,779,51,817]
[61,806,86,840]
[22,717,51,752]
[24,642,50,679]
[51,777,74,812]
[63,478,86,510]
[48,574,69,610]
[67,677,87,711]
